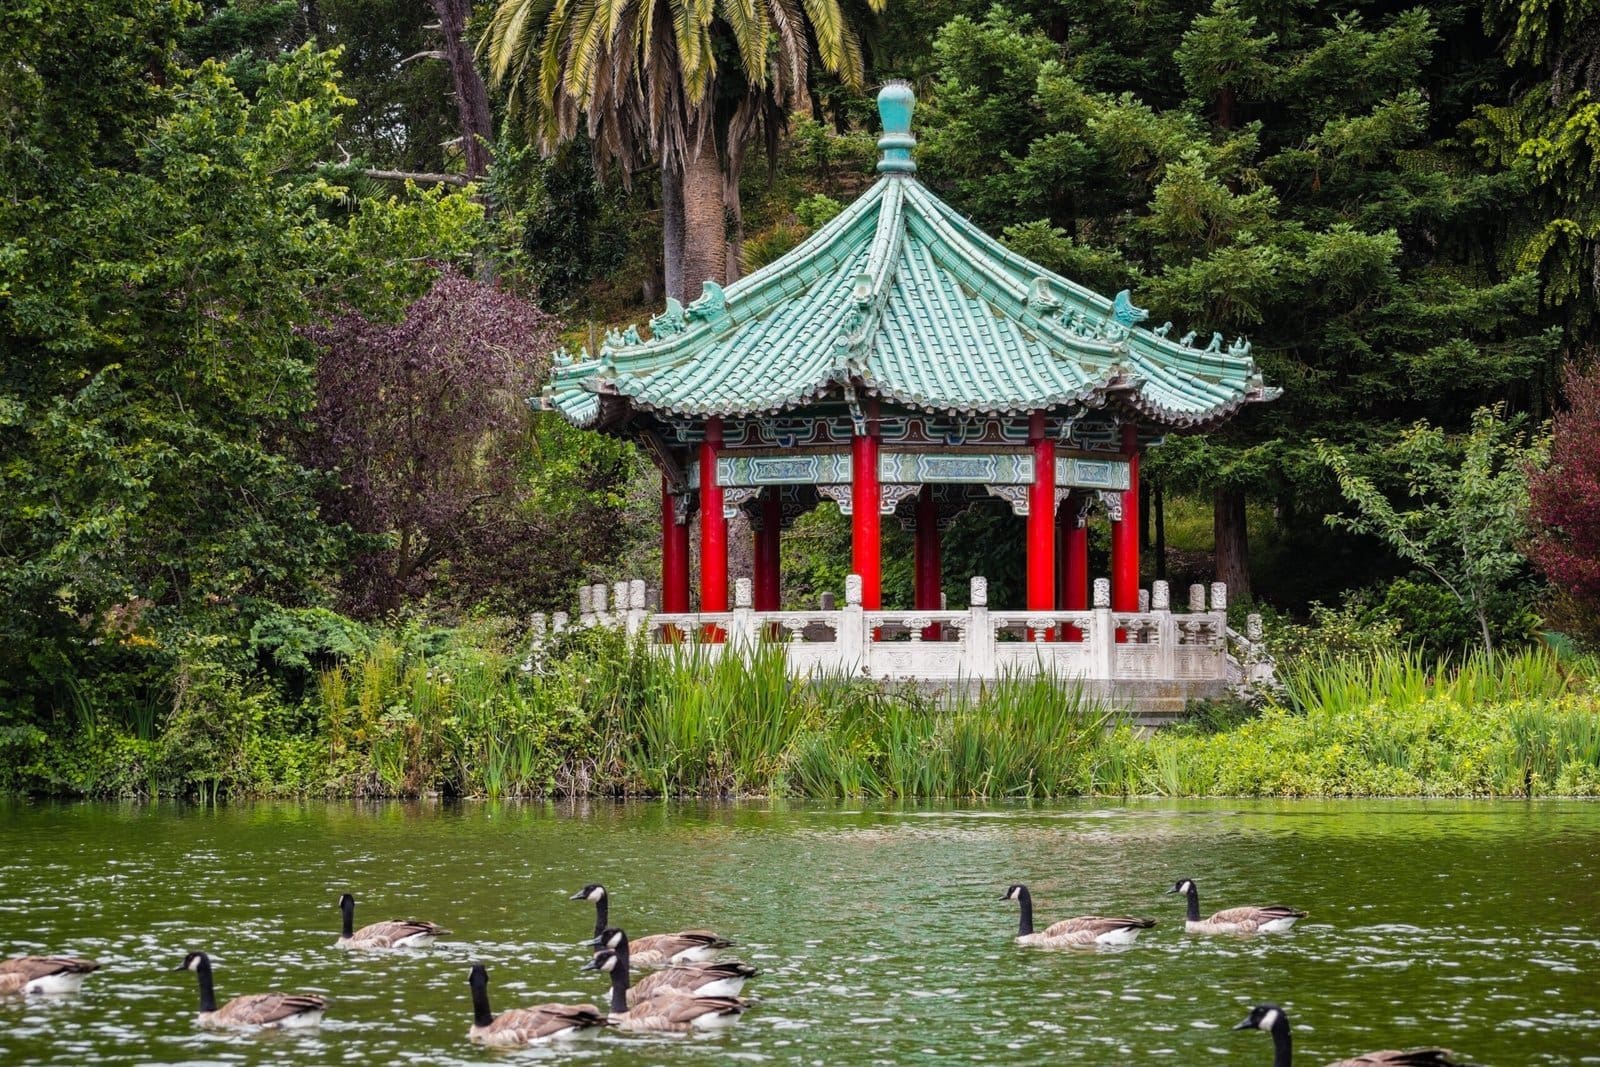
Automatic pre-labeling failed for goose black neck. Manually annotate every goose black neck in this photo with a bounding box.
[471,978,494,1028]
[593,897,608,941]
[608,960,630,1015]
[194,959,217,1014]
[341,900,354,938]
[1016,888,1034,937]
[1185,884,1200,923]
[1269,1015,1292,1067]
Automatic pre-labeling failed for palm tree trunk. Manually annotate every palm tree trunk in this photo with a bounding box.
[662,159,686,302]
[429,0,493,179]
[681,130,726,302]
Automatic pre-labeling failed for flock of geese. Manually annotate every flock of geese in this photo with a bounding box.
[3,878,1473,1064]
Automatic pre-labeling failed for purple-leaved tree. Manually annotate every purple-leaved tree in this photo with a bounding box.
[309,267,588,615]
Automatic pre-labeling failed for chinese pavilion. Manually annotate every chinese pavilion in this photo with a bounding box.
[541,83,1275,688]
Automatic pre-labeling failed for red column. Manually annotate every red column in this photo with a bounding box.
[850,411,881,609]
[754,491,781,611]
[914,485,941,639]
[1058,493,1088,640]
[1111,423,1141,619]
[661,475,690,614]
[1027,413,1056,638]
[699,418,728,639]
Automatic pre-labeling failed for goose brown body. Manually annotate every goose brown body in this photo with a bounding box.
[1234,1003,1464,1067]
[571,884,729,966]
[1171,880,1306,934]
[337,894,449,949]
[178,951,325,1030]
[0,956,101,995]
[583,946,748,1033]
[1003,885,1157,947]
[593,928,757,1005]
[467,964,607,1046]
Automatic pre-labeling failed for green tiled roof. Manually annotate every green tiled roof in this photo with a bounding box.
[543,85,1276,432]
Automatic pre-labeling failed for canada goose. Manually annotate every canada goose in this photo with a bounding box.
[0,956,100,995]
[570,883,730,966]
[175,952,325,1029]
[466,963,608,1046]
[1000,884,1157,947]
[1168,879,1306,934]
[336,892,449,949]
[594,928,757,1005]
[581,949,746,1033]
[1234,1003,1466,1066]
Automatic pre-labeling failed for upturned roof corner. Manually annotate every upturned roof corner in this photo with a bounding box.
[538,83,1275,433]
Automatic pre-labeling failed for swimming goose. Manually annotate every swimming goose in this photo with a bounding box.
[1234,1003,1466,1066]
[1168,879,1306,934]
[0,956,101,995]
[581,949,746,1033]
[336,892,449,949]
[175,952,326,1029]
[1001,884,1157,947]
[570,884,730,966]
[466,963,608,1046]
[594,928,757,1005]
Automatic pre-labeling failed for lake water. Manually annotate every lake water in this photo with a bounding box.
[0,800,1595,1065]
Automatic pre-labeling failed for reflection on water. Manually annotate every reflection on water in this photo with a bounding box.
[0,799,1596,1064]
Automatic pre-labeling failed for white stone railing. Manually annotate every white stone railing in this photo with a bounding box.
[526,574,1266,686]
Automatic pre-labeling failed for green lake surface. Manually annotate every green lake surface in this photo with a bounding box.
[0,800,1595,1065]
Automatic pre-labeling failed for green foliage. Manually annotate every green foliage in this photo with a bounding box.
[0,14,477,744]
[1319,407,1547,653]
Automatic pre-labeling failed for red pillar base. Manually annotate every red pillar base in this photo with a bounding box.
[1058,495,1088,641]
[1112,424,1141,642]
[700,418,728,642]
[914,485,941,640]
[1027,413,1056,640]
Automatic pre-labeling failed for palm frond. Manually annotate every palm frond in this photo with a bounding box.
[799,0,846,74]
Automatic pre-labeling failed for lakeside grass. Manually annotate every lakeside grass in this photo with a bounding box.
[9,626,1599,799]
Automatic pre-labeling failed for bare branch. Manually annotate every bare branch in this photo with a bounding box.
[360,168,470,187]
[401,49,447,64]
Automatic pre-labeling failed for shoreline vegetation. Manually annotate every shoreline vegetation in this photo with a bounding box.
[5,625,1598,802]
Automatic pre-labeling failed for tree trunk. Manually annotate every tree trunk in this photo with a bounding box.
[681,130,726,302]
[1213,487,1251,603]
[662,159,686,302]
[1154,480,1166,581]
[428,0,493,180]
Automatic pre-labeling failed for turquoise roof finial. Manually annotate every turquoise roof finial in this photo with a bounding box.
[876,81,916,174]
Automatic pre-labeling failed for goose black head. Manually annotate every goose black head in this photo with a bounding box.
[1234,1003,1289,1033]
[571,883,607,903]
[581,949,620,974]
[595,927,627,950]
[1167,878,1196,895]
[339,892,355,910]
[468,963,489,990]
[1001,884,1029,902]
[175,951,210,973]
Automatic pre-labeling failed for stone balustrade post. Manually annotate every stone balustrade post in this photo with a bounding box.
[967,577,993,677]
[552,611,569,634]
[577,585,593,626]
[1138,588,1150,612]
[1188,583,1206,614]
[613,582,629,628]
[820,591,836,611]
[1210,581,1228,613]
[626,579,647,636]
[731,577,756,647]
[1091,577,1114,679]
[840,574,866,672]
[1152,580,1175,677]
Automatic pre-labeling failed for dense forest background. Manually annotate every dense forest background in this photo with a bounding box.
[6,0,1600,795]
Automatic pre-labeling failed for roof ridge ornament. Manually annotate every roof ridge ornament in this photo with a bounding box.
[876,81,916,175]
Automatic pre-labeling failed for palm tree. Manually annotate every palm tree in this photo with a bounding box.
[482,0,884,302]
